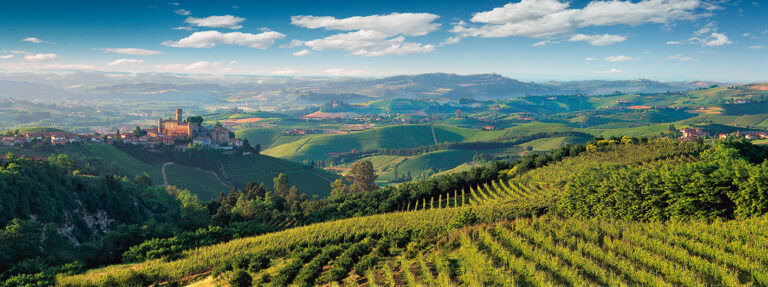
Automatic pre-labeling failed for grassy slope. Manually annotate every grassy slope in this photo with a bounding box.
[264,125,481,162]
[220,154,338,198]
[164,163,230,201]
[234,128,284,149]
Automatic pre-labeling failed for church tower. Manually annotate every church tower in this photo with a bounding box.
[176,109,183,122]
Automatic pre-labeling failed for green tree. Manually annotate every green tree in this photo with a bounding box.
[346,160,378,192]
[133,126,147,137]
[330,179,349,197]
[186,116,204,125]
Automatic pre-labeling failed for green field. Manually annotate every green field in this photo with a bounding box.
[264,124,483,162]
[234,128,285,149]
[220,154,338,198]
[164,163,231,201]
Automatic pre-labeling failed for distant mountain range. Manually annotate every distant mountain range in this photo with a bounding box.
[0,72,742,104]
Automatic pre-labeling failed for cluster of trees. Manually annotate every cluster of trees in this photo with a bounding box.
[560,141,768,220]
[209,173,308,225]
[0,154,196,285]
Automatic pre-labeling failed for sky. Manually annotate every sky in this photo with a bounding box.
[0,0,766,82]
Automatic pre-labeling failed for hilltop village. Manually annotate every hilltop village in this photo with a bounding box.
[1,109,243,150]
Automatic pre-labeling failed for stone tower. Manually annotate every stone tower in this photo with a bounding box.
[176,109,183,122]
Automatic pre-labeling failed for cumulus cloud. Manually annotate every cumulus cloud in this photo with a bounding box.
[108,59,144,66]
[667,54,696,61]
[292,49,311,56]
[324,68,365,76]
[22,37,46,44]
[604,55,634,62]
[163,30,285,48]
[25,53,57,61]
[155,61,233,73]
[441,36,462,46]
[749,45,765,50]
[452,0,702,43]
[688,22,733,47]
[99,48,163,55]
[292,13,439,56]
[42,63,95,70]
[568,34,626,46]
[0,55,14,59]
[692,32,732,47]
[592,68,623,74]
[185,15,245,29]
[175,9,191,16]
[281,39,305,48]
[270,68,298,75]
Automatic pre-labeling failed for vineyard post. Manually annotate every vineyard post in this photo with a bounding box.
[430,197,434,209]
[423,198,426,210]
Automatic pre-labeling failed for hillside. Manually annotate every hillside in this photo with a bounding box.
[1,142,338,200]
[53,139,768,287]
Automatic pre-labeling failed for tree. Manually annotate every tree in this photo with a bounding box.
[186,116,203,125]
[133,173,152,186]
[285,186,306,213]
[330,179,349,197]
[346,160,378,192]
[133,126,147,137]
[273,173,290,198]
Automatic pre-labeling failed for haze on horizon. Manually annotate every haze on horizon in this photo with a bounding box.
[1,0,766,82]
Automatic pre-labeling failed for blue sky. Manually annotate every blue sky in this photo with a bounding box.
[0,0,766,81]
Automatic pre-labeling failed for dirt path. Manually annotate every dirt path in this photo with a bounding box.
[161,162,172,186]
[430,124,438,145]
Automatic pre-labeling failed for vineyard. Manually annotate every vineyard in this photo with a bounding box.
[58,212,768,286]
[53,140,768,287]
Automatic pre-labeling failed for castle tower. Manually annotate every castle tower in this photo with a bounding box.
[176,109,183,122]
[158,118,163,133]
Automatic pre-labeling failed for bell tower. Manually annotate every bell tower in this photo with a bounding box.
[176,109,183,122]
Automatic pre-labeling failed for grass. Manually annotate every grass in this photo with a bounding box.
[164,163,230,201]
[264,124,475,162]
[220,154,338,198]
[234,128,284,149]
[378,149,476,181]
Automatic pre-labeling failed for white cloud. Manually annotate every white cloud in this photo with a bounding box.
[441,36,462,46]
[108,59,144,66]
[155,61,233,74]
[99,48,163,55]
[185,15,245,29]
[281,39,305,48]
[270,68,298,75]
[0,55,14,59]
[324,68,365,76]
[42,63,95,70]
[666,40,683,45]
[749,45,764,50]
[667,54,696,61]
[693,32,732,47]
[163,30,285,48]
[292,49,311,56]
[743,33,751,37]
[532,40,552,47]
[604,55,634,62]
[25,53,57,61]
[568,34,626,46]
[175,9,191,16]
[453,0,702,40]
[291,13,439,36]
[22,37,45,44]
[585,57,598,61]
[593,68,623,74]
[173,26,196,31]
[292,13,439,56]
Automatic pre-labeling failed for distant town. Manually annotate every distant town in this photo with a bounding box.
[1,109,243,150]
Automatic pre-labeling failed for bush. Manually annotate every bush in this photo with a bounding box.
[229,269,252,287]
